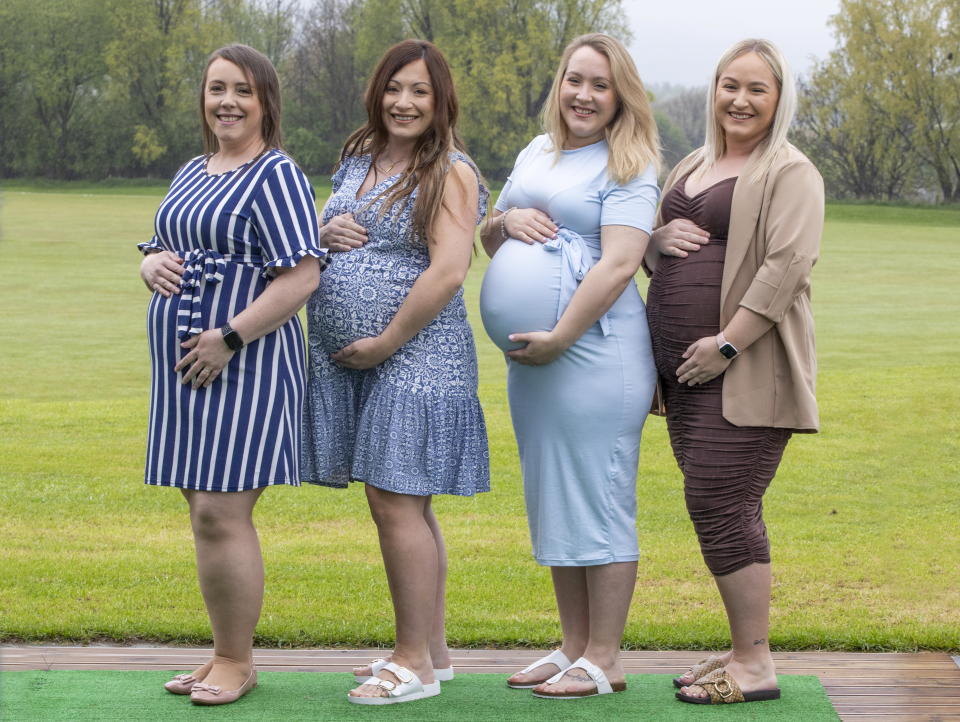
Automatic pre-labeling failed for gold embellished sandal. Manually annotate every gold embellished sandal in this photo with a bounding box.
[672,655,723,689]
[676,667,781,705]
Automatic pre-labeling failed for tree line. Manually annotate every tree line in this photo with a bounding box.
[1,0,957,202]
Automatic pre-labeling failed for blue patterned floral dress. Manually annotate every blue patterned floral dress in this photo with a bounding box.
[301,152,490,496]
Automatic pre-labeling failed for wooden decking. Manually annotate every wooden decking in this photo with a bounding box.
[3,646,959,720]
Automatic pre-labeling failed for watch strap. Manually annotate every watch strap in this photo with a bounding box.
[221,322,244,351]
[716,331,739,359]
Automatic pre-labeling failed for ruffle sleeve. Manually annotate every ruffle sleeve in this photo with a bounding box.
[250,156,329,277]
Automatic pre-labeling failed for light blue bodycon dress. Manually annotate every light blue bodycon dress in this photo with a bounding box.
[479,134,659,566]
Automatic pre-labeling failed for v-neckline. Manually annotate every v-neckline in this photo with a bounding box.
[354,155,402,202]
[680,174,737,199]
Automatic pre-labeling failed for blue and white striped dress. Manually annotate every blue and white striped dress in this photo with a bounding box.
[139,150,326,492]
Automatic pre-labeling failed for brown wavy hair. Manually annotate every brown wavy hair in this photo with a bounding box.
[340,39,469,241]
[200,44,283,155]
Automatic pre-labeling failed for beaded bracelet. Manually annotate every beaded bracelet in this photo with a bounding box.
[500,207,517,241]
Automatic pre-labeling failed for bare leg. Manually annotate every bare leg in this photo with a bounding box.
[533,561,637,695]
[353,499,451,678]
[507,566,589,686]
[424,499,452,670]
[680,562,777,698]
[182,487,264,691]
[349,486,438,698]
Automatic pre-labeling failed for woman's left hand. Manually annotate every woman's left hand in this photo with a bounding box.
[506,331,567,366]
[332,336,394,369]
[175,330,235,389]
[676,336,732,386]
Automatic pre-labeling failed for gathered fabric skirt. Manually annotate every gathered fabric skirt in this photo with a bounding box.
[300,250,489,497]
[646,239,791,576]
[482,239,656,566]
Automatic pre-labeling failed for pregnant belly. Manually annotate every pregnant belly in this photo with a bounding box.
[479,239,561,351]
[311,267,407,353]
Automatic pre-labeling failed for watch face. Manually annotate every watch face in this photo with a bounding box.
[719,343,738,360]
[222,326,243,351]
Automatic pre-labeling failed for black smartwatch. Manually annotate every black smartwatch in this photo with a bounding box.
[221,323,244,351]
[716,332,739,360]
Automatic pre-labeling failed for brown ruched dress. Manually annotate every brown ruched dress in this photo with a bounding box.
[646,175,792,577]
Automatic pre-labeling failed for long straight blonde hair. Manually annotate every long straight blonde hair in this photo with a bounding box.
[695,38,797,182]
[542,33,660,184]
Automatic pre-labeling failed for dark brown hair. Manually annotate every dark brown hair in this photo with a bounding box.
[200,44,283,154]
[341,39,470,241]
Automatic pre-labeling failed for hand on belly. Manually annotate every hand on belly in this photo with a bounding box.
[479,239,561,351]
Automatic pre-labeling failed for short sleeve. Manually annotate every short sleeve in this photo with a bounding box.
[450,152,489,225]
[494,135,544,213]
[250,158,328,277]
[137,158,195,254]
[331,159,350,194]
[600,163,660,235]
[494,177,514,213]
[137,235,163,255]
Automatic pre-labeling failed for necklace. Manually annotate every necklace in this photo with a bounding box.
[373,155,406,176]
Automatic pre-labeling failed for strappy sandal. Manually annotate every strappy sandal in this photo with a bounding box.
[506,649,572,689]
[347,661,441,705]
[531,656,627,699]
[353,657,454,683]
[672,654,724,688]
[675,667,781,705]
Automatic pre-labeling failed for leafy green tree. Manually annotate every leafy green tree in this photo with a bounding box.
[802,0,960,202]
[283,0,370,174]
[0,1,27,176]
[434,0,630,177]
[2,0,111,178]
[103,0,232,175]
[795,64,913,200]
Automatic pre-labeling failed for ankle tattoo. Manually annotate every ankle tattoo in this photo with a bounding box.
[753,638,766,646]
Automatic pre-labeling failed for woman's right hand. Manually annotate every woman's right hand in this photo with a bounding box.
[140,250,184,297]
[503,207,558,244]
[320,212,367,252]
[651,218,710,258]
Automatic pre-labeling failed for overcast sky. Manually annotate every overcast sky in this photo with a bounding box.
[624,0,841,87]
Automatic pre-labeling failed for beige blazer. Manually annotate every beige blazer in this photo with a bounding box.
[656,143,824,431]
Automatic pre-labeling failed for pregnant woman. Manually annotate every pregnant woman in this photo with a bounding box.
[644,39,823,705]
[138,45,323,705]
[300,40,489,705]
[479,33,659,700]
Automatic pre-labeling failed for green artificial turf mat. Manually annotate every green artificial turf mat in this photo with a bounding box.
[0,671,837,721]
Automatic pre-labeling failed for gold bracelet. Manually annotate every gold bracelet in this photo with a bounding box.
[500,207,517,241]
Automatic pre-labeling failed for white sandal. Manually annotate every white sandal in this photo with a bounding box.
[347,661,441,705]
[506,649,572,689]
[532,656,627,699]
[353,657,454,683]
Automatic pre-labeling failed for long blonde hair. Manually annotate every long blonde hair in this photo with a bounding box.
[542,33,660,184]
[696,38,796,182]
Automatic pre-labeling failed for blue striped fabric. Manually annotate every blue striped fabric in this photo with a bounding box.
[140,150,326,491]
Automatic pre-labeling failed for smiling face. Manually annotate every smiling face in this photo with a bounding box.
[381,58,435,147]
[714,51,780,152]
[203,57,264,152]
[558,46,618,149]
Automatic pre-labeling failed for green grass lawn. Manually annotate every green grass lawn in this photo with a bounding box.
[0,186,957,651]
